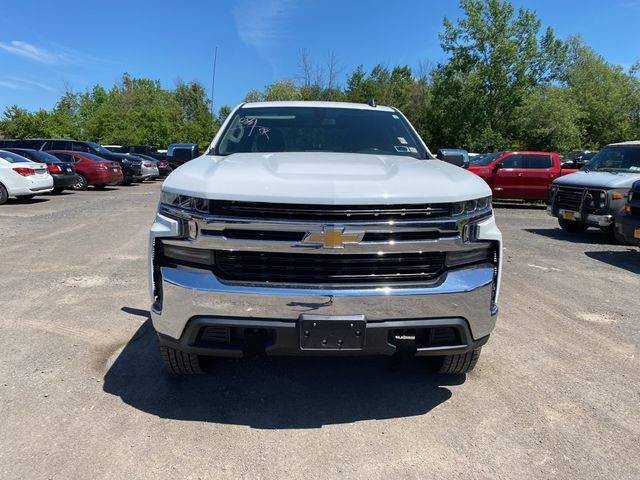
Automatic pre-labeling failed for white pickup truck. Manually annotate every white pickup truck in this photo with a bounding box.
[148,101,502,375]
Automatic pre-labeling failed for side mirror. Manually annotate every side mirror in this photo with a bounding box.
[494,162,504,171]
[436,148,469,168]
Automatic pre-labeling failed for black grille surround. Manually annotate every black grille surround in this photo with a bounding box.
[554,186,608,215]
[201,228,453,243]
[213,251,446,285]
[210,200,452,221]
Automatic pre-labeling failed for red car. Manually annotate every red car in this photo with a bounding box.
[467,151,578,201]
[47,150,123,190]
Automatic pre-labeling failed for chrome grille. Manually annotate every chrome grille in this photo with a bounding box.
[213,251,446,285]
[158,201,494,286]
[210,200,451,221]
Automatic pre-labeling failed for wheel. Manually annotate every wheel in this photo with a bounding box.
[72,174,88,191]
[94,184,106,190]
[159,345,203,375]
[558,217,589,233]
[612,222,627,244]
[52,187,64,194]
[614,229,627,244]
[0,184,7,205]
[437,348,482,374]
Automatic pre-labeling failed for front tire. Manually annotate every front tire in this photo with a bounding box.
[613,223,627,244]
[558,217,589,233]
[437,348,482,374]
[0,184,8,205]
[159,345,203,375]
[72,174,88,191]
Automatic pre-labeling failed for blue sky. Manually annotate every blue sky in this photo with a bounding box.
[0,0,639,113]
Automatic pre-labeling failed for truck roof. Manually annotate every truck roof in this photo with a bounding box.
[241,101,396,112]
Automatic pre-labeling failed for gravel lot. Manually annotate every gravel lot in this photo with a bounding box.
[0,181,638,480]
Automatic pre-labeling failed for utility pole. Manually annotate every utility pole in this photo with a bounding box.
[210,46,218,121]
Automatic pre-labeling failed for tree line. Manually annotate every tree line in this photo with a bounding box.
[2,0,639,153]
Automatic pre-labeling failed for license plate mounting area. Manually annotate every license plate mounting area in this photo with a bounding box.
[299,315,366,351]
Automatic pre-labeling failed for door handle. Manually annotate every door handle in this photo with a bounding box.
[517,173,524,177]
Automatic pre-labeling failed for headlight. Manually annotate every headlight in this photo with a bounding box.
[451,196,492,216]
[160,191,210,213]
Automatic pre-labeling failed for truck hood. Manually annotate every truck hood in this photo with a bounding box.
[162,152,491,204]
[553,170,640,189]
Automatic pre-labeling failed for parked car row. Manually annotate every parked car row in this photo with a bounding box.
[0,138,174,205]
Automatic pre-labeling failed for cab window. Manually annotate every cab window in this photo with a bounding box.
[500,154,525,168]
[525,154,553,169]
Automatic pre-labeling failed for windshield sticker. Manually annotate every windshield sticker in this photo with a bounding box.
[239,116,270,138]
[392,114,399,120]
[408,147,418,153]
[397,137,408,145]
[394,145,411,153]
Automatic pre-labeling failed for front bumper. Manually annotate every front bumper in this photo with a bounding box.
[151,263,497,357]
[547,206,614,227]
[149,206,502,357]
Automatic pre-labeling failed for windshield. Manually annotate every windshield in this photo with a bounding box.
[585,146,640,173]
[85,142,112,155]
[469,152,504,165]
[0,150,30,163]
[216,106,427,159]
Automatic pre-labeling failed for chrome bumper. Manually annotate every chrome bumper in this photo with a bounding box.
[151,263,498,341]
[547,206,614,227]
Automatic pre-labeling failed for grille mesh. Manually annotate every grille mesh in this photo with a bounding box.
[213,251,446,285]
[210,200,451,221]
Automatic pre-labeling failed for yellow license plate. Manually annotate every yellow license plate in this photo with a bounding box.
[563,211,575,221]
[634,228,640,240]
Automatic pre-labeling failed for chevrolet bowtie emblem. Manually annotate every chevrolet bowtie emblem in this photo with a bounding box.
[302,226,364,249]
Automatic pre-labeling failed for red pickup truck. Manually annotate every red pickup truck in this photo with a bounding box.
[467,151,578,201]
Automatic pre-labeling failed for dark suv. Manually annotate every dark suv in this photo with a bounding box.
[615,180,640,245]
[8,139,143,185]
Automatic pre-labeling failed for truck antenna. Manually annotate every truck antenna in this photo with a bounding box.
[210,46,218,120]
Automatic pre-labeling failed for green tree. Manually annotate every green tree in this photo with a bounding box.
[562,36,640,147]
[429,0,567,150]
[515,86,583,152]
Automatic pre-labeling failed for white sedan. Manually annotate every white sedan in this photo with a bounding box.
[0,149,54,204]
